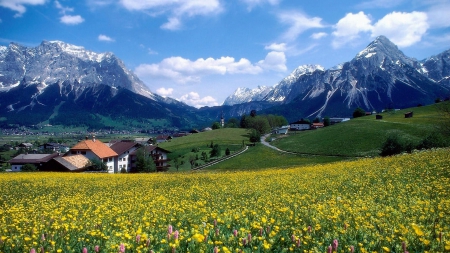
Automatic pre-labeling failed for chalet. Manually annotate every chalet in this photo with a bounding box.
[376,115,383,120]
[134,138,153,145]
[39,143,70,153]
[41,155,90,172]
[9,153,60,171]
[130,146,171,172]
[110,140,141,172]
[290,119,311,131]
[18,143,33,149]
[272,126,289,135]
[156,135,172,143]
[311,123,324,129]
[66,136,118,173]
[404,112,413,118]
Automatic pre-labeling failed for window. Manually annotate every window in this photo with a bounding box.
[123,158,126,161]
[103,159,107,163]
[71,151,76,154]
[119,158,122,162]
[81,151,86,155]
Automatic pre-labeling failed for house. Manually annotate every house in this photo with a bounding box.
[311,123,324,129]
[376,115,383,120]
[329,118,351,125]
[290,119,311,131]
[404,112,413,118]
[110,140,141,173]
[272,126,289,135]
[134,138,153,145]
[39,143,70,153]
[41,154,90,172]
[9,153,60,171]
[129,146,171,172]
[66,136,118,173]
[156,135,172,143]
[18,143,33,149]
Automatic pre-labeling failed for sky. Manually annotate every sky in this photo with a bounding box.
[1,0,450,108]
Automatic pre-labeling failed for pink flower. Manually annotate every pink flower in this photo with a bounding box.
[350,245,354,253]
[291,234,296,242]
[136,235,141,243]
[296,239,301,248]
[242,238,247,245]
[214,219,217,227]
[332,239,338,251]
[204,235,208,242]
[259,228,263,236]
[41,234,46,241]
[30,249,36,253]
[327,245,332,253]
[215,228,220,236]
[168,225,173,235]
[233,229,238,237]
[247,233,252,242]
[307,226,312,233]
[214,246,219,253]
[40,247,44,253]
[94,245,100,252]
[402,241,407,252]
[146,239,151,247]
[82,247,88,253]
[119,243,125,253]
[174,230,179,240]
[266,226,271,234]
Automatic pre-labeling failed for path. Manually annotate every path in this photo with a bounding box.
[192,145,249,170]
[260,134,296,154]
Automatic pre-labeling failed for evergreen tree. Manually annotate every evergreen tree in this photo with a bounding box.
[135,148,156,173]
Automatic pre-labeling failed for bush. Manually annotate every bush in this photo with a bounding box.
[353,107,366,118]
[249,129,261,143]
[380,134,406,156]
[416,132,446,150]
[21,163,37,172]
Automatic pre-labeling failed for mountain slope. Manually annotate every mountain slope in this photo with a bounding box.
[228,36,449,120]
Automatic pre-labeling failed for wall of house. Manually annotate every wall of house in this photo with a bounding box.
[291,124,310,130]
[117,147,138,172]
[11,164,22,172]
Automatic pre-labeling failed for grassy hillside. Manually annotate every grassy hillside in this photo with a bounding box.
[272,103,447,157]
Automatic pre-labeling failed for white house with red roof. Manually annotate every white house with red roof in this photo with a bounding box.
[66,136,118,173]
[110,140,141,173]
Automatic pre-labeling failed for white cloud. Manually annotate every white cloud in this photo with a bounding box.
[356,0,406,9]
[265,43,286,52]
[311,32,327,40]
[156,87,174,97]
[332,11,372,48]
[147,48,158,55]
[179,92,219,108]
[55,0,84,25]
[119,0,222,30]
[257,51,287,72]
[135,56,263,84]
[0,0,46,17]
[277,11,325,42]
[161,17,181,30]
[98,34,114,42]
[426,2,450,28]
[60,14,84,25]
[240,0,280,11]
[371,12,429,47]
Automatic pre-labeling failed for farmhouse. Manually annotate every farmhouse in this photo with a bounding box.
[9,153,60,171]
[290,119,311,131]
[130,145,171,172]
[39,142,70,153]
[42,155,90,172]
[272,126,289,134]
[311,122,324,129]
[156,135,172,143]
[110,140,141,172]
[66,136,118,173]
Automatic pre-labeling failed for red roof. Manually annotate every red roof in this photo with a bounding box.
[71,139,118,159]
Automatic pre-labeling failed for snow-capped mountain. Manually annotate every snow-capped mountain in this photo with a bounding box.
[226,36,449,119]
[222,86,273,106]
[0,41,154,98]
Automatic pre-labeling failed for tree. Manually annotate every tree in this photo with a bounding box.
[88,158,107,171]
[135,148,156,173]
[211,122,221,130]
[435,101,450,137]
[210,144,221,157]
[240,114,250,128]
[225,148,231,156]
[21,163,37,172]
[173,157,181,171]
[250,110,257,117]
[380,134,406,156]
[353,107,366,118]
[189,155,196,169]
[323,117,331,127]
[249,129,261,143]
[201,151,208,162]
[249,116,271,134]
[313,117,321,123]
[225,118,239,128]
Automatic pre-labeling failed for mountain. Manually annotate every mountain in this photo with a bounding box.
[222,86,273,106]
[0,41,207,129]
[225,36,449,120]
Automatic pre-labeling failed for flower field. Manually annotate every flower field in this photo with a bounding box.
[1,149,449,253]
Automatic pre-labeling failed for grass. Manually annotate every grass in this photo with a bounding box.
[272,104,447,157]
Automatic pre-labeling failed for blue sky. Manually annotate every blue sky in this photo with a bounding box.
[1,0,450,108]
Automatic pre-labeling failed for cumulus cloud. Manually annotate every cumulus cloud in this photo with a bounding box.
[277,11,325,42]
[119,0,222,30]
[332,11,372,48]
[60,15,84,25]
[55,0,84,25]
[98,34,114,42]
[371,12,429,47]
[311,32,327,40]
[426,2,450,28]
[156,87,174,97]
[135,56,263,84]
[179,92,219,108]
[258,51,287,72]
[0,0,46,17]
[265,43,286,52]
